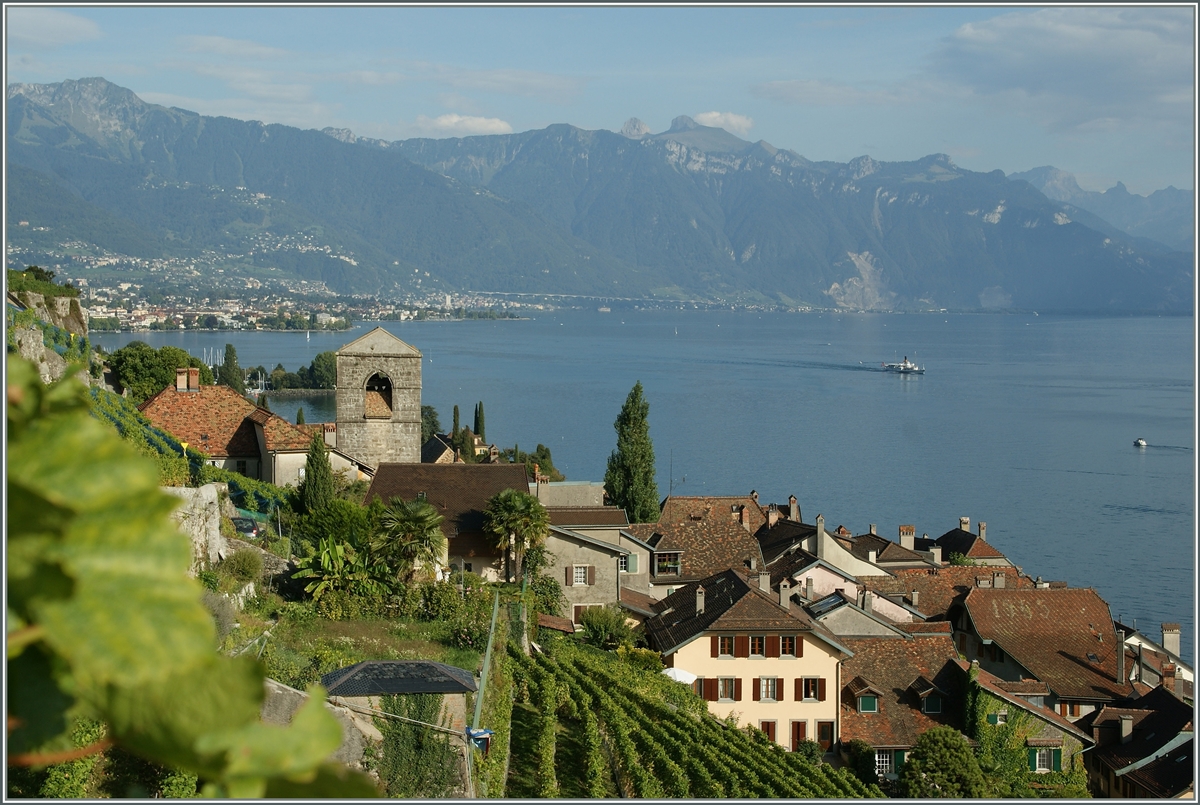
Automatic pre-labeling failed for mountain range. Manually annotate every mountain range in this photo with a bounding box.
[6,78,1193,312]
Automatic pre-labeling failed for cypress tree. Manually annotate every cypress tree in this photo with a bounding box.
[259,394,270,411]
[474,401,486,442]
[299,431,334,514]
[452,405,460,436]
[296,407,305,424]
[217,343,245,394]
[604,381,659,523]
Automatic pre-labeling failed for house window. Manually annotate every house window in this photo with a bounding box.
[858,695,878,713]
[1035,748,1054,772]
[573,566,589,586]
[618,555,628,572]
[235,459,247,475]
[875,750,893,776]
[802,677,821,701]
[760,677,779,702]
[781,635,797,657]
[718,677,736,702]
[987,711,1008,725]
[750,635,766,657]
[655,553,681,576]
[719,636,735,657]
[922,696,942,714]
[1058,701,1080,718]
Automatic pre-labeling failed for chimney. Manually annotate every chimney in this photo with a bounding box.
[959,516,970,533]
[176,367,188,391]
[910,589,920,608]
[789,495,799,522]
[993,571,1006,589]
[815,514,827,559]
[695,586,705,615]
[739,506,752,532]
[1117,630,1126,683]
[779,580,790,609]
[805,576,814,601]
[750,490,758,504]
[929,546,941,565]
[187,367,200,391]
[862,590,874,612]
[1138,642,1146,683]
[868,549,877,564]
[978,522,987,542]
[1119,714,1134,743]
[748,555,757,571]
[899,525,915,550]
[759,572,771,593]
[768,505,780,527]
[1035,576,1047,588]
[1162,623,1181,656]
[869,523,877,536]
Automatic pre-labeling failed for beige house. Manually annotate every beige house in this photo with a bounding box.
[643,568,851,752]
[543,526,630,624]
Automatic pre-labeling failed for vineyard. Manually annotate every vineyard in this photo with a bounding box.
[507,641,883,798]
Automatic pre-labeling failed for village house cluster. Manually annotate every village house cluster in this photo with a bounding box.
[133,328,1194,798]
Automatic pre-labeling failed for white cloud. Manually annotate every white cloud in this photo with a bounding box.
[694,111,754,136]
[932,7,1193,133]
[413,113,513,136]
[6,8,102,48]
[179,35,292,60]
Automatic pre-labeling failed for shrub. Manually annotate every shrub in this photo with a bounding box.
[579,604,633,649]
[222,548,263,583]
[845,738,879,785]
[616,644,663,672]
[198,569,220,592]
[899,726,986,798]
[794,738,824,766]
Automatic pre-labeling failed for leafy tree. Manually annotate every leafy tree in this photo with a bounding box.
[948,552,978,566]
[579,604,634,649]
[421,405,441,444]
[216,343,245,394]
[296,407,305,425]
[604,381,659,523]
[483,488,550,583]
[299,432,334,514]
[371,498,446,584]
[107,342,214,404]
[6,356,378,797]
[474,401,486,442]
[309,351,337,389]
[898,726,986,798]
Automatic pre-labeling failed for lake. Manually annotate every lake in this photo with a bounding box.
[93,311,1196,656]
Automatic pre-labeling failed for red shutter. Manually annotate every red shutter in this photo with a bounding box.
[566,566,573,586]
[818,678,827,702]
[797,636,804,657]
[704,678,718,701]
[734,678,743,701]
[711,635,719,657]
[752,678,761,701]
[766,635,781,658]
[586,565,595,586]
[795,678,803,701]
[792,720,806,750]
[735,635,750,658]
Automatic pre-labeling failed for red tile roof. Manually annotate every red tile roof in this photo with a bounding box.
[957,659,1090,743]
[537,613,576,634]
[619,587,658,616]
[839,634,964,749]
[962,587,1133,701]
[364,463,530,541]
[138,385,275,459]
[860,566,1033,619]
[1076,686,1194,795]
[628,497,765,582]
[547,507,629,527]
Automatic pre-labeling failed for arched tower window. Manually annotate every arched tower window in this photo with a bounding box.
[364,373,393,419]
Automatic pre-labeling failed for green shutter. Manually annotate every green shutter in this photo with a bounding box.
[894,749,905,769]
[1053,748,1062,772]
[627,554,638,573]
[1027,748,1038,771]
[987,713,999,725]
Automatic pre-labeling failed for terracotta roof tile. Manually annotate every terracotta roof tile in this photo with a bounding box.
[960,660,1090,742]
[547,507,629,527]
[364,389,392,418]
[839,634,964,748]
[1080,686,1194,792]
[963,587,1133,700]
[860,566,1033,619]
[936,527,1009,560]
[365,463,529,542]
[537,613,576,634]
[634,498,765,582]
[619,587,658,615]
[1122,737,1194,798]
[139,385,263,458]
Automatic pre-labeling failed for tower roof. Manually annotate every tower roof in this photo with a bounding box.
[337,326,421,358]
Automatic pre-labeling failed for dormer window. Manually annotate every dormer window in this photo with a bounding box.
[922,695,942,714]
[654,553,681,576]
[858,695,878,713]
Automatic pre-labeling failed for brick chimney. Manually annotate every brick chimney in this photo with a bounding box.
[1162,623,1181,656]
[978,522,987,541]
[1116,630,1126,683]
[1119,714,1134,743]
[176,367,188,391]
[789,495,799,522]
[805,576,814,601]
[695,585,705,615]
[959,516,970,532]
[899,525,916,551]
[188,367,200,390]
[759,572,771,593]
[779,580,790,609]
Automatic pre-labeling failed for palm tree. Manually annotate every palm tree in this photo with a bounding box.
[483,488,550,583]
[371,497,446,585]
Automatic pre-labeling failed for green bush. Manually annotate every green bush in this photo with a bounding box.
[579,604,634,649]
[794,738,824,766]
[845,738,879,786]
[221,548,263,583]
[616,645,664,672]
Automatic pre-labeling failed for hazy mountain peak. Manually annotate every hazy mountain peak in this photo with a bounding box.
[668,115,699,132]
[1008,166,1085,203]
[620,117,651,139]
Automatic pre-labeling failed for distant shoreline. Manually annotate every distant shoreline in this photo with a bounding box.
[259,388,335,397]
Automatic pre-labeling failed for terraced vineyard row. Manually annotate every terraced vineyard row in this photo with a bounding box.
[508,642,883,798]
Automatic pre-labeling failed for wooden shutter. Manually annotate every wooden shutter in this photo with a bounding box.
[574,605,584,622]
[1052,749,1062,772]
[734,678,743,701]
[565,566,574,586]
[797,635,804,657]
[734,635,750,658]
[793,720,807,745]
[627,554,638,573]
[1027,748,1038,771]
[752,678,761,701]
[817,678,827,701]
[711,635,720,657]
[586,565,595,586]
[987,713,999,725]
[894,750,906,769]
[704,678,718,701]
[766,635,781,658]
[795,678,803,701]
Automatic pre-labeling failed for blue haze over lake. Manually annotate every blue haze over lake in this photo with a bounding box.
[94,312,1196,656]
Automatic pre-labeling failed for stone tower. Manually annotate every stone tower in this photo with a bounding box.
[335,327,422,468]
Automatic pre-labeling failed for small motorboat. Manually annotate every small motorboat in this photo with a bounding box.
[1134,438,1147,448]
[882,356,925,374]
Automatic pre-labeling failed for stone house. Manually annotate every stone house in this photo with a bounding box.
[543,525,631,624]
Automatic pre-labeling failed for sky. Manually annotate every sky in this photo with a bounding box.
[5,5,1196,195]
